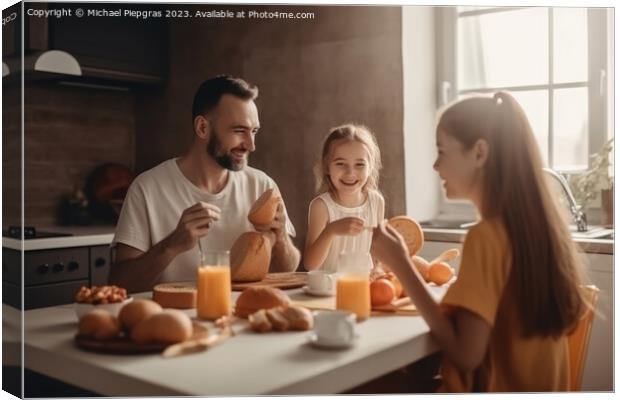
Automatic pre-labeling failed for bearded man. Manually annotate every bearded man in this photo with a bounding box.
[111,76,300,292]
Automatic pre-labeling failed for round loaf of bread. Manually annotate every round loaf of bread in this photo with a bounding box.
[118,299,162,333]
[388,216,424,256]
[248,188,280,226]
[235,286,291,318]
[131,309,193,345]
[152,282,197,309]
[230,231,272,282]
[78,308,121,341]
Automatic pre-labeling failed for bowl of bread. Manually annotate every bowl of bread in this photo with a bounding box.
[75,296,202,354]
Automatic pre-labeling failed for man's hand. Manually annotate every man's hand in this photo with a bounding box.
[327,217,365,236]
[167,202,221,254]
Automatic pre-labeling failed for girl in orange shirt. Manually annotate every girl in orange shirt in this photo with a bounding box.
[371,92,591,392]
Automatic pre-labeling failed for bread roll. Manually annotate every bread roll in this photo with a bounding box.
[118,299,163,333]
[131,309,193,345]
[265,308,289,331]
[152,282,197,309]
[248,309,273,333]
[388,216,424,256]
[78,309,121,340]
[279,306,313,331]
[248,188,280,226]
[411,255,431,282]
[235,286,291,318]
[230,231,272,282]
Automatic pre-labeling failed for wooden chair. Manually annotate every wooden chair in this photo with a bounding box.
[567,285,599,391]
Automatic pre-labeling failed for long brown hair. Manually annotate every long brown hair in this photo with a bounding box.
[438,92,589,338]
[314,123,382,198]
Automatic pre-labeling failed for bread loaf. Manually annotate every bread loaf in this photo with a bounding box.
[131,309,193,345]
[78,309,121,341]
[265,308,289,331]
[152,282,197,309]
[118,299,163,333]
[279,306,313,331]
[388,216,424,256]
[248,188,280,226]
[248,309,273,332]
[248,305,313,332]
[230,231,272,282]
[235,286,291,318]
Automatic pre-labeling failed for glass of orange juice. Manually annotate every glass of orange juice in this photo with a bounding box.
[336,252,372,321]
[197,250,231,320]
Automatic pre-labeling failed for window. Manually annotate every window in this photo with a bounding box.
[436,7,613,217]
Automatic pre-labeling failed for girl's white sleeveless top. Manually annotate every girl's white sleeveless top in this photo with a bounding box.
[309,189,383,273]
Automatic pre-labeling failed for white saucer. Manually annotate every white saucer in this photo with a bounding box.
[302,286,335,297]
[307,332,358,350]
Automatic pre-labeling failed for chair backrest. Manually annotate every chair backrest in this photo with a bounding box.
[567,285,599,391]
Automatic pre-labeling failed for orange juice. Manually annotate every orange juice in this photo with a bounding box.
[336,274,371,320]
[197,266,231,320]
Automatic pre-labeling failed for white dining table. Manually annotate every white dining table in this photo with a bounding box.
[3,286,447,396]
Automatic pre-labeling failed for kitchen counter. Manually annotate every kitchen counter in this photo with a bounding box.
[423,228,614,255]
[2,226,116,251]
[5,286,447,396]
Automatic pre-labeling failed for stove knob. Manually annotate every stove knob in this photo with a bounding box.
[68,261,79,271]
[52,262,64,273]
[37,264,49,274]
[94,258,106,268]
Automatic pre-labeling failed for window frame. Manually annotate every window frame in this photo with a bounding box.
[434,6,611,219]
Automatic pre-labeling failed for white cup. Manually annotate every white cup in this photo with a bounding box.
[313,310,357,346]
[307,271,337,294]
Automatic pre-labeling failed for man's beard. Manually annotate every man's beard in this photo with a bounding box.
[206,130,247,171]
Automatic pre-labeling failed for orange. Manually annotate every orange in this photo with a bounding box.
[370,278,395,306]
[428,262,454,286]
[388,216,425,256]
[411,255,431,282]
[384,272,404,298]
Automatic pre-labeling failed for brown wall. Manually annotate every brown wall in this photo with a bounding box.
[23,83,135,227]
[135,5,406,251]
[2,86,22,227]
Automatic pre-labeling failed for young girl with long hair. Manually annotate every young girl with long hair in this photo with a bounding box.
[371,92,590,391]
[304,124,385,272]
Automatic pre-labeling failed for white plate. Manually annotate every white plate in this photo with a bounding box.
[307,332,358,350]
[302,286,335,297]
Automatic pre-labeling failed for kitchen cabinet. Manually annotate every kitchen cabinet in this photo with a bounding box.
[3,3,168,85]
[423,240,614,392]
[2,244,112,309]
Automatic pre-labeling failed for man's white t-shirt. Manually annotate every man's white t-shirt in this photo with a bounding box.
[112,158,296,283]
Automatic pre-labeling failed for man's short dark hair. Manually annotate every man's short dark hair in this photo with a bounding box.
[191,75,258,120]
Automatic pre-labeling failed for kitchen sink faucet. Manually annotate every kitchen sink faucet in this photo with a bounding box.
[543,168,588,232]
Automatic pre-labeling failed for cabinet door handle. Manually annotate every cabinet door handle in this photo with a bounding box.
[52,263,65,273]
[68,261,79,271]
[37,264,50,274]
[94,258,107,268]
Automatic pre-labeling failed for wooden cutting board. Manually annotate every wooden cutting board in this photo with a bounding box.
[74,322,208,355]
[231,272,307,291]
[289,292,418,316]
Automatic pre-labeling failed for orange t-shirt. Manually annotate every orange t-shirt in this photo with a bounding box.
[439,219,570,392]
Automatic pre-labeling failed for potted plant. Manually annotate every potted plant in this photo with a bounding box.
[569,138,614,227]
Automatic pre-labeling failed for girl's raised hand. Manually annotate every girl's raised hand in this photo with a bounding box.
[327,217,365,236]
[370,220,411,275]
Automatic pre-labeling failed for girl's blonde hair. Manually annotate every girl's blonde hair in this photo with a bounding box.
[314,124,382,197]
[438,92,589,339]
